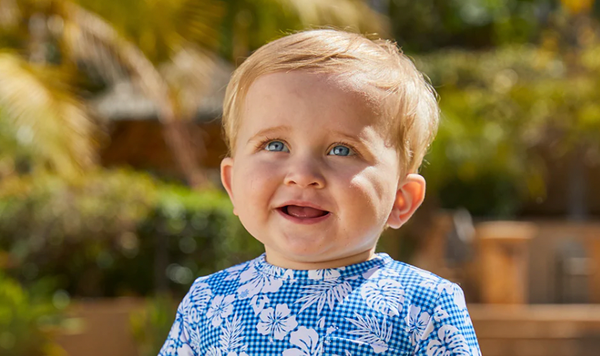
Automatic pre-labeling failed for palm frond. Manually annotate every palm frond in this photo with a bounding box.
[160,46,219,118]
[0,52,96,177]
[219,313,245,352]
[175,0,225,50]
[58,1,213,186]
[74,0,224,61]
[59,1,222,120]
[0,0,21,29]
[58,1,175,120]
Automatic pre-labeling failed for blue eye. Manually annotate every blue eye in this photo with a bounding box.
[328,145,353,156]
[265,141,289,152]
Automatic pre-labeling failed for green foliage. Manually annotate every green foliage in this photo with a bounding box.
[0,169,262,298]
[0,271,66,356]
[415,39,600,216]
[390,0,560,52]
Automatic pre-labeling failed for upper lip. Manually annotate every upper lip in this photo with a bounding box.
[276,200,329,212]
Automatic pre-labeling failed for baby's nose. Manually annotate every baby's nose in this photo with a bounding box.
[283,158,325,188]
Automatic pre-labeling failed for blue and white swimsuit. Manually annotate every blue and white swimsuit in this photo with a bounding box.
[160,253,481,355]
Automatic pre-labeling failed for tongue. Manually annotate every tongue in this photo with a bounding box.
[286,205,327,218]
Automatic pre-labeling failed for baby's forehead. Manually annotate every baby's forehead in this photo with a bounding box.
[246,70,388,114]
[238,71,397,144]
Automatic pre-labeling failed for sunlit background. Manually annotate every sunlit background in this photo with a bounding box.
[1,0,600,355]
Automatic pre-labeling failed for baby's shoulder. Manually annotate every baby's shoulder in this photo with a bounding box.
[175,259,254,318]
[186,258,254,294]
[366,259,462,307]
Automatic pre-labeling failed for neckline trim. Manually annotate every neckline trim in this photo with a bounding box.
[251,253,393,280]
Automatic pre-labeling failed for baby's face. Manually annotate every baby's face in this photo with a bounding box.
[221,71,418,270]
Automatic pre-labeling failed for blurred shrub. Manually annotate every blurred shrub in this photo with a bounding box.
[0,169,262,298]
[0,271,66,356]
[390,0,557,52]
[415,40,600,217]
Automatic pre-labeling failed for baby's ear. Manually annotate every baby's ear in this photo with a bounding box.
[220,157,237,215]
[386,174,426,229]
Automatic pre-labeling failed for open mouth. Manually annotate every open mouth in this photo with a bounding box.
[279,205,330,219]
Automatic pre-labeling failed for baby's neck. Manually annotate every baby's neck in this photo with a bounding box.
[263,248,376,270]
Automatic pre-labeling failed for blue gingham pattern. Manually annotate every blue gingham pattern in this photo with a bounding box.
[159,253,481,355]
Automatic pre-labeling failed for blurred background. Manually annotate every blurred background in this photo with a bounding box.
[1,0,600,355]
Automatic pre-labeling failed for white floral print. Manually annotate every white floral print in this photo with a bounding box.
[179,295,193,317]
[419,274,453,293]
[415,269,438,282]
[405,305,432,346]
[308,268,342,280]
[437,282,455,295]
[185,283,212,323]
[173,344,193,356]
[361,279,405,317]
[193,306,209,325]
[182,282,212,325]
[237,262,283,299]
[250,295,270,315]
[205,346,221,356]
[282,327,323,356]
[207,295,235,327]
[225,263,248,281]
[362,266,399,280]
[256,303,298,340]
[161,321,182,355]
[452,285,468,311]
[190,283,212,310]
[362,266,379,279]
[433,305,449,322]
[219,314,246,353]
[426,325,471,356]
[296,279,352,315]
[346,313,392,353]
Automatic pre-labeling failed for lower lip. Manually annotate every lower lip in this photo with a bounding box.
[276,209,331,225]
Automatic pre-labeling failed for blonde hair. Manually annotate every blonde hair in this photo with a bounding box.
[222,29,439,175]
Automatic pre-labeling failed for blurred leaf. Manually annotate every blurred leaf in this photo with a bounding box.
[0,271,66,356]
[0,51,97,178]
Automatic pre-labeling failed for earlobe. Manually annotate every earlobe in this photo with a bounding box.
[220,157,237,215]
[386,174,426,229]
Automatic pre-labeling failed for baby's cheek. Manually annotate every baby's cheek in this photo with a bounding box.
[348,173,395,219]
[234,162,281,210]
[237,160,279,187]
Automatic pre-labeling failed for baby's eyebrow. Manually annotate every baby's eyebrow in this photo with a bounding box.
[247,125,291,142]
[328,129,365,144]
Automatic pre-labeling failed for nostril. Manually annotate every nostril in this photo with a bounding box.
[283,169,325,188]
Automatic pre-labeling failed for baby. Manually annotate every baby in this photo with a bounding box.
[160,29,481,356]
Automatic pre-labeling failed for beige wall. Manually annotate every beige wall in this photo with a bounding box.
[527,221,600,304]
[56,298,145,356]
